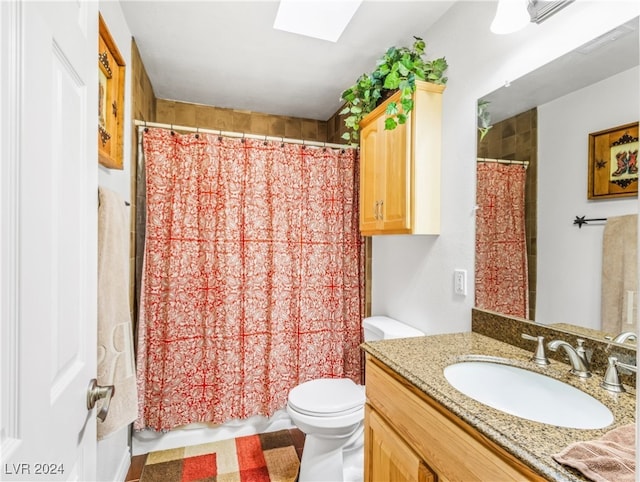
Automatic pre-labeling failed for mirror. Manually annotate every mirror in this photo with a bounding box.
[475,17,639,347]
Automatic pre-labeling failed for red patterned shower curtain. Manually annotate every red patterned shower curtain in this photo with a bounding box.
[475,162,529,319]
[135,128,364,431]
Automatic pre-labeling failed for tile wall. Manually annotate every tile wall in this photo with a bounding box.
[155,99,329,143]
[130,39,156,320]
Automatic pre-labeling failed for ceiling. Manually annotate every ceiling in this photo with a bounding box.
[119,1,456,121]
[481,16,639,123]
[120,2,639,125]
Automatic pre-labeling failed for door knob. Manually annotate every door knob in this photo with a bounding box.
[86,378,115,422]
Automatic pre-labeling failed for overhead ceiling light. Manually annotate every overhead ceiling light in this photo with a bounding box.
[273,0,363,42]
[490,0,531,35]
[528,0,575,24]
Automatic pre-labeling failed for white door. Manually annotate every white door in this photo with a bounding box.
[1,1,98,481]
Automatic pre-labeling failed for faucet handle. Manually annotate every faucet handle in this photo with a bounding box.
[601,356,637,393]
[521,333,550,366]
[575,338,590,369]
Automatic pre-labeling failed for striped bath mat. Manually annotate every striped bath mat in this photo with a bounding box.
[140,428,304,482]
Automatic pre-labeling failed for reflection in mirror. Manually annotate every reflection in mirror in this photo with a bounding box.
[475,17,639,348]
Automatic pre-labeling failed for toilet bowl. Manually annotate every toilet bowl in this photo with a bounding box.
[287,316,424,482]
[287,378,365,482]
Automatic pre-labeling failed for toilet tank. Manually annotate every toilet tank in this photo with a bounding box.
[362,316,424,341]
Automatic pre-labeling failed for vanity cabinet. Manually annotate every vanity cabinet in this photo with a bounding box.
[366,406,436,482]
[358,80,444,236]
[364,355,546,481]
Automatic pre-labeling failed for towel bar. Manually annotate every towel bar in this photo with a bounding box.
[573,215,607,228]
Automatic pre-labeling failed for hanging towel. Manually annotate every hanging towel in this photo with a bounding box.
[601,214,638,335]
[97,186,138,440]
[552,424,636,482]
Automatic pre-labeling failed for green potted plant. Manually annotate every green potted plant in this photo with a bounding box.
[340,36,448,143]
[477,100,492,141]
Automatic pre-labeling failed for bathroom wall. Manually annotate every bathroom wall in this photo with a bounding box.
[370,1,639,335]
[536,66,639,329]
[97,2,135,481]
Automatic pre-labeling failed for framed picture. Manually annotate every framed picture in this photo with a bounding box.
[588,121,639,199]
[98,14,125,170]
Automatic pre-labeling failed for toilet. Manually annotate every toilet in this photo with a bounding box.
[287,316,424,482]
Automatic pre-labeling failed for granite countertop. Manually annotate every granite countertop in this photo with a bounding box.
[361,332,636,482]
[549,323,637,348]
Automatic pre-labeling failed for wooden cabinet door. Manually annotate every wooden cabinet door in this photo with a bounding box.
[360,117,383,233]
[381,119,410,232]
[360,114,411,234]
[365,406,437,482]
[358,80,443,236]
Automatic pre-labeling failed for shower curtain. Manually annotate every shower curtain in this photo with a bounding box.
[475,162,529,319]
[135,128,364,431]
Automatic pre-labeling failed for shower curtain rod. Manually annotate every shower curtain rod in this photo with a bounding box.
[477,157,529,167]
[134,120,357,150]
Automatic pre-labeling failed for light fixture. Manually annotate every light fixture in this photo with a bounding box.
[273,0,363,42]
[490,0,531,35]
[528,0,575,24]
[490,0,577,35]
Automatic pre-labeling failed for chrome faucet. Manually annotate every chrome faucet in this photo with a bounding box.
[605,331,637,344]
[547,339,591,378]
[601,356,637,393]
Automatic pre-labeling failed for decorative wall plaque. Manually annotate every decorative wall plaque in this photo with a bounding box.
[98,14,125,169]
[588,121,638,199]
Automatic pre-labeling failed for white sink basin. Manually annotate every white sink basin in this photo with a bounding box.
[443,360,614,429]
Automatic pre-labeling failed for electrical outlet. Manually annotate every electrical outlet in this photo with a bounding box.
[454,269,467,296]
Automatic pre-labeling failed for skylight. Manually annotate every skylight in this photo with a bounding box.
[273,0,363,42]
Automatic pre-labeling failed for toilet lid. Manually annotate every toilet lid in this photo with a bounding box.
[288,378,365,416]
